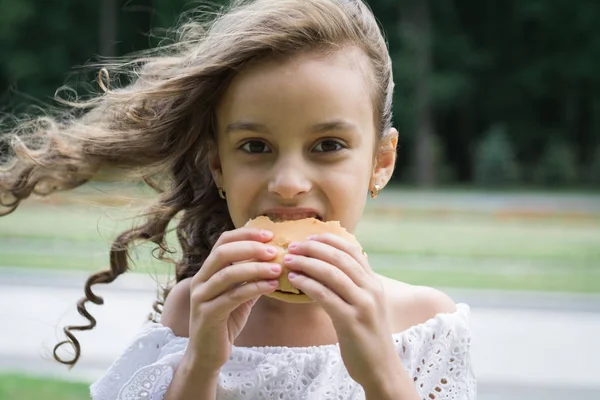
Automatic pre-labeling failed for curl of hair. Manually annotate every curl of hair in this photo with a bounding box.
[0,0,393,367]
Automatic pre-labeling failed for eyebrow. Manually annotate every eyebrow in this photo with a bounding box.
[225,121,270,134]
[311,120,359,134]
[225,120,359,135]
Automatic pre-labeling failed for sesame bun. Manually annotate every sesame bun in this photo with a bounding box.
[245,216,361,303]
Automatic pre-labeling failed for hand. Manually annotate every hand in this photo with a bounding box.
[283,234,403,388]
[186,228,281,374]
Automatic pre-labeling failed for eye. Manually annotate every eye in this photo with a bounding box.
[313,139,345,153]
[239,140,271,153]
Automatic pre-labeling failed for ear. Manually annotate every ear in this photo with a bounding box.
[208,146,224,189]
[370,128,398,190]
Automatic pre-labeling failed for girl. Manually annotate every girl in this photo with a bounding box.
[0,0,475,399]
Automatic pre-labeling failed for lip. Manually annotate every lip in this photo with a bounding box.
[260,207,323,221]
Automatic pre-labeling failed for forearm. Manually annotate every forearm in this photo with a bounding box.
[164,352,220,400]
[362,360,419,400]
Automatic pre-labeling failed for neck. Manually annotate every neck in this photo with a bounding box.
[234,295,336,348]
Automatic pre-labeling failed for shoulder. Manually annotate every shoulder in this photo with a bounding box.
[160,277,192,337]
[377,274,457,333]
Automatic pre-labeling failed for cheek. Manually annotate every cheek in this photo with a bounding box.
[221,151,257,185]
[220,158,264,227]
[323,154,372,186]
[226,189,255,228]
[331,184,367,233]
[321,160,371,213]
[226,166,262,199]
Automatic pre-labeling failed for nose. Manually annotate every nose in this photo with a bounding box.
[268,157,312,199]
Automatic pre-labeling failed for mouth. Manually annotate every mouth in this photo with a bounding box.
[261,210,323,222]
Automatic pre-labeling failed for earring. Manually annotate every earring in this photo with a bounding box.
[370,184,381,199]
[218,187,227,200]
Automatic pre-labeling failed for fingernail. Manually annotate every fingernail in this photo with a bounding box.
[271,264,281,272]
[288,242,298,250]
[260,230,273,238]
[306,235,317,240]
[283,254,293,262]
[268,280,279,287]
[266,246,277,255]
[288,272,298,279]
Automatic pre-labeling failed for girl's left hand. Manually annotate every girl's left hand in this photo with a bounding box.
[283,234,403,389]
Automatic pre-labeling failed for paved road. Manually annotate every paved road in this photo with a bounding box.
[2,270,600,399]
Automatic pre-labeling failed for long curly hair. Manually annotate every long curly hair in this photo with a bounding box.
[0,0,394,367]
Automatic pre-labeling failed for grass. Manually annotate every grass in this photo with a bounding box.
[1,190,599,293]
[358,213,600,293]
[0,373,89,400]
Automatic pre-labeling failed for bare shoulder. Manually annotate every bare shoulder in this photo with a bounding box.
[376,274,457,333]
[160,277,192,337]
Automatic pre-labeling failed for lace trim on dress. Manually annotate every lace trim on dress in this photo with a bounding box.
[90,304,475,400]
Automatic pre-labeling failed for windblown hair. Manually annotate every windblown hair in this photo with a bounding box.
[0,0,394,366]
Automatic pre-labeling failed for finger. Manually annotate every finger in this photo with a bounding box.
[287,237,370,286]
[308,234,370,272]
[214,227,274,248]
[194,240,278,284]
[205,279,279,317]
[286,271,350,321]
[283,254,356,304]
[197,262,282,302]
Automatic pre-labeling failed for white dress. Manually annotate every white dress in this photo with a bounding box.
[90,303,475,400]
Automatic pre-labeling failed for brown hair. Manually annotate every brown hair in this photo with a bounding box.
[0,0,394,367]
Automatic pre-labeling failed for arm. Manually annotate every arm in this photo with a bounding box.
[163,352,220,400]
[162,279,220,400]
[160,225,281,400]
[283,236,463,400]
[362,358,419,400]
[92,226,280,400]
[363,287,459,400]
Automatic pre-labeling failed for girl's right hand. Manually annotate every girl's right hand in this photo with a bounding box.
[184,228,280,374]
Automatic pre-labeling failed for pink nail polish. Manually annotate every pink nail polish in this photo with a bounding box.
[288,272,298,279]
[288,242,297,250]
[271,264,281,272]
[266,246,277,255]
[283,254,293,262]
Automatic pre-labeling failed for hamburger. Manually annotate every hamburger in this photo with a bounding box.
[244,216,362,303]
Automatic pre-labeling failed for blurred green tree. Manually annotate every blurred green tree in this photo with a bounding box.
[1,0,599,188]
[535,140,579,186]
[473,124,519,187]
[586,145,600,186]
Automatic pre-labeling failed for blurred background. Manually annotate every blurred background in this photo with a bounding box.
[0,0,599,399]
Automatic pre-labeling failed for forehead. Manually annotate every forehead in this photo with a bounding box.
[216,46,377,135]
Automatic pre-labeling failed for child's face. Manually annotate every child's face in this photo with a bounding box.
[210,47,397,233]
